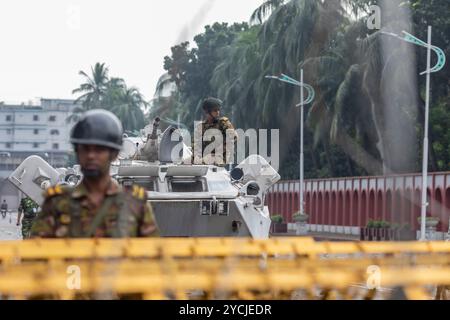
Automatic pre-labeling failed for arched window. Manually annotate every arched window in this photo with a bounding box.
[361,191,367,226]
[393,190,402,224]
[50,129,60,135]
[344,191,351,226]
[434,189,443,232]
[445,188,450,233]
[331,192,337,225]
[376,191,383,221]
[324,192,330,225]
[369,190,375,221]
[385,190,393,222]
[404,189,413,226]
[338,192,344,225]
[352,190,358,226]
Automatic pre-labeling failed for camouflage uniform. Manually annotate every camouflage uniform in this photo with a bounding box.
[30,180,158,238]
[436,286,450,300]
[194,117,238,165]
[18,197,39,239]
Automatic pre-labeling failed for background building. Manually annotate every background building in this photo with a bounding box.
[0,99,78,209]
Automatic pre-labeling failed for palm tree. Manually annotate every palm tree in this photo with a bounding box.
[109,86,148,132]
[163,0,421,177]
[104,77,126,107]
[68,63,110,122]
[250,0,285,25]
[302,4,424,175]
[301,19,385,175]
[69,63,149,133]
[72,62,110,107]
[213,0,348,172]
[211,26,262,127]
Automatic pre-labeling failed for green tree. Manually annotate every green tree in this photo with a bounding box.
[157,22,249,127]
[73,62,110,107]
[69,62,110,122]
[71,63,148,132]
[110,86,148,132]
[158,0,450,179]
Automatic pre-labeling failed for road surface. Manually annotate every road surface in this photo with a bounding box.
[0,211,22,240]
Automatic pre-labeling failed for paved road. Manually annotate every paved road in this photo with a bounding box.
[0,211,22,241]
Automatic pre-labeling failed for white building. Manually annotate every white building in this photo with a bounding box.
[0,98,79,209]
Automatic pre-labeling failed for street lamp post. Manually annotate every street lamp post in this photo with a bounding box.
[420,27,432,241]
[299,69,304,216]
[265,71,315,217]
[382,27,446,240]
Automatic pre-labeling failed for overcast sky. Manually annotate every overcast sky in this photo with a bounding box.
[0,0,263,104]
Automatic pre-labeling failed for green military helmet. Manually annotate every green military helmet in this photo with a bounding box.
[70,109,123,150]
[201,97,223,113]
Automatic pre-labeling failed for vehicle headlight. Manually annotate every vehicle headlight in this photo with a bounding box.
[218,201,229,216]
[65,174,80,186]
[201,201,212,216]
[200,200,229,216]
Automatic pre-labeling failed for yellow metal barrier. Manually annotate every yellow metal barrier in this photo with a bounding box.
[3,238,450,260]
[0,238,449,300]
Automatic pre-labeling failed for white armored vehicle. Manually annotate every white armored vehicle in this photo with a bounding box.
[8,120,280,239]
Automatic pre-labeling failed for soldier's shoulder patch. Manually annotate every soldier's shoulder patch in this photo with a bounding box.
[128,185,146,201]
[43,184,69,199]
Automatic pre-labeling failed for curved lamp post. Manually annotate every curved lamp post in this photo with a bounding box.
[382,27,446,241]
[265,70,315,217]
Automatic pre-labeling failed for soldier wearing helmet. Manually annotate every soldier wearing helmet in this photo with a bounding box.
[17,196,39,239]
[30,109,159,238]
[193,97,237,165]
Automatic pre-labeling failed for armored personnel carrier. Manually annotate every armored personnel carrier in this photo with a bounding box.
[8,119,280,239]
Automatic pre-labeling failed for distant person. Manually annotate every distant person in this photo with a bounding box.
[0,200,7,218]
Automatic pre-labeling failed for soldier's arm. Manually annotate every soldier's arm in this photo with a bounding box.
[222,118,238,164]
[221,118,238,141]
[139,199,159,238]
[193,123,203,163]
[29,197,57,238]
[227,119,238,141]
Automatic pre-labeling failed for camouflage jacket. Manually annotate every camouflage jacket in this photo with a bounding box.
[19,197,39,217]
[193,117,238,164]
[30,179,158,238]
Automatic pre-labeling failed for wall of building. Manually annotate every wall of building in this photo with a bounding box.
[0,99,78,209]
[267,172,450,234]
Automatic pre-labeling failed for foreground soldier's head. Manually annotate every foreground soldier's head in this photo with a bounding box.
[70,109,123,180]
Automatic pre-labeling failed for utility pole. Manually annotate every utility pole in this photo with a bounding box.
[381,26,446,240]
[265,71,315,216]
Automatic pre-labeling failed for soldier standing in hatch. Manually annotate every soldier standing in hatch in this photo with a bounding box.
[30,109,159,238]
[17,196,39,239]
[193,97,238,166]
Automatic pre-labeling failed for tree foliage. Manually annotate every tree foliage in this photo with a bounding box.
[71,63,148,133]
[156,0,450,179]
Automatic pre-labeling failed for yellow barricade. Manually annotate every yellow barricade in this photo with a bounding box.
[0,238,449,300]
